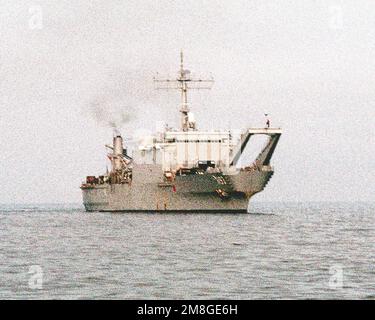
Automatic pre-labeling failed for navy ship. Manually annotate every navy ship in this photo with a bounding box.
[81,53,282,212]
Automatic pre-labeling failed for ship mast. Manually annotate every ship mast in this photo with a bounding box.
[179,51,189,130]
[154,51,214,131]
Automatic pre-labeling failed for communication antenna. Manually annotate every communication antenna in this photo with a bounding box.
[153,51,214,131]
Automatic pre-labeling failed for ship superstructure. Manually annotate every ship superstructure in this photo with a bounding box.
[81,53,282,212]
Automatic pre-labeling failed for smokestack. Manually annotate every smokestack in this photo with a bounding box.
[113,135,124,170]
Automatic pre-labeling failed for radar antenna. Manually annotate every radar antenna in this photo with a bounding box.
[154,51,214,131]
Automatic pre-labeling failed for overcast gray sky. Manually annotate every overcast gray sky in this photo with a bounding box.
[0,0,374,203]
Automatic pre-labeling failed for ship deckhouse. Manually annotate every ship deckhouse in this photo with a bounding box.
[162,130,231,172]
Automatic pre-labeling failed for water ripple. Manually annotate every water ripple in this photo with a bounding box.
[0,202,374,299]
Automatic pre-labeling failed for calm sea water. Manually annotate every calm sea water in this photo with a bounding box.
[0,202,374,299]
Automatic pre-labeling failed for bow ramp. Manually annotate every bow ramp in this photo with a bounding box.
[230,128,282,167]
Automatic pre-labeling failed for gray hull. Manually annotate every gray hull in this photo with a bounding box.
[82,164,273,213]
[81,129,281,213]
